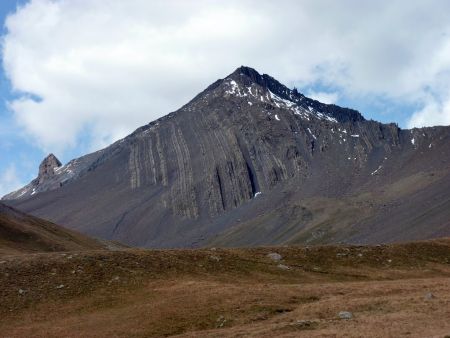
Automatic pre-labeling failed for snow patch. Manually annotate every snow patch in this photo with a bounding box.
[268,90,295,108]
[307,128,317,140]
[225,79,247,97]
[254,191,262,197]
[17,189,28,198]
[275,114,280,121]
[371,165,382,176]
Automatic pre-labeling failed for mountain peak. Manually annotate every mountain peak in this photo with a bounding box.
[227,66,286,94]
[229,66,263,82]
[220,66,364,123]
[38,153,62,184]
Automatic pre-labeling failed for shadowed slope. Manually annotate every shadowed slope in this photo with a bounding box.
[0,203,105,255]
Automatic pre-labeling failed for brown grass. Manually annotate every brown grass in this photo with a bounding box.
[0,203,105,254]
[1,239,450,337]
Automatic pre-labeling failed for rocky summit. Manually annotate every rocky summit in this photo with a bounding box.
[3,66,450,248]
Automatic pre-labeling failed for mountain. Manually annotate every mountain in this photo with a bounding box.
[0,202,106,254]
[3,66,450,248]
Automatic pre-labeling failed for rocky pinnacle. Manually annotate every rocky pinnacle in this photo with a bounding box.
[38,154,62,184]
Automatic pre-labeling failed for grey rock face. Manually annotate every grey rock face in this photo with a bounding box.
[2,149,107,200]
[4,66,450,248]
[38,154,62,184]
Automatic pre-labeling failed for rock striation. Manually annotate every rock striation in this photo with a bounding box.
[3,66,450,248]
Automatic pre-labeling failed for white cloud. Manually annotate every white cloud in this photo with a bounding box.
[408,94,450,128]
[306,91,339,105]
[3,0,450,153]
[0,164,24,197]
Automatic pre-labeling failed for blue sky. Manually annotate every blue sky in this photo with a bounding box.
[0,0,43,195]
[1,0,450,196]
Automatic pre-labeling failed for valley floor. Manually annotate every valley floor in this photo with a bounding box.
[1,240,450,337]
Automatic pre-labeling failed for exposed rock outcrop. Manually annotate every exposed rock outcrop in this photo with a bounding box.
[38,154,62,184]
[3,66,450,248]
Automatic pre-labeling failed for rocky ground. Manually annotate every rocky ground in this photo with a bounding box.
[1,238,449,337]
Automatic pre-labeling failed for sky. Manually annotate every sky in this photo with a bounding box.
[1,0,450,196]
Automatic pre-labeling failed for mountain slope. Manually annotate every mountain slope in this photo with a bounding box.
[0,202,105,255]
[3,66,450,247]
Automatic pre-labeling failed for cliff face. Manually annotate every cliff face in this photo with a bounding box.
[37,154,61,184]
[4,67,450,247]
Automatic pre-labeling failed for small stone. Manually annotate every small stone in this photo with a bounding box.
[424,292,435,300]
[216,315,226,328]
[18,289,26,295]
[277,264,290,270]
[209,255,221,262]
[267,253,282,261]
[292,320,318,330]
[56,284,65,289]
[338,311,353,320]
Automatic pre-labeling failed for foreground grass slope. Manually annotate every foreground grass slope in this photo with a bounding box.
[0,202,105,255]
[1,238,449,337]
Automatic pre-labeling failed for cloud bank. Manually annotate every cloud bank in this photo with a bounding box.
[307,91,339,105]
[3,0,450,153]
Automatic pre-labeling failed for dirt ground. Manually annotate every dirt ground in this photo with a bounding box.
[1,239,449,337]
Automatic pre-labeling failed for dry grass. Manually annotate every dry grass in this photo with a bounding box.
[0,203,105,255]
[1,239,450,337]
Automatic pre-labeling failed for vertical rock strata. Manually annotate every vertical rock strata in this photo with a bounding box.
[4,66,450,248]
